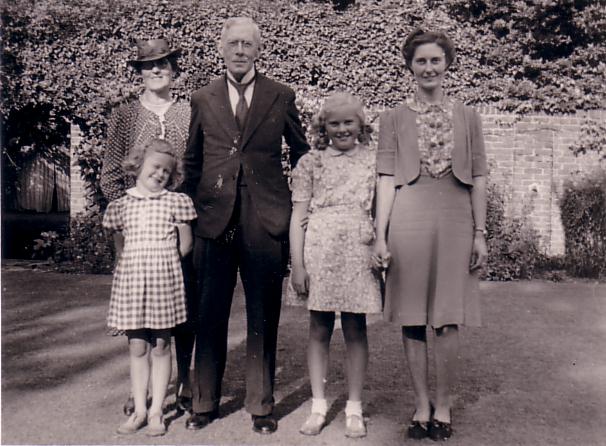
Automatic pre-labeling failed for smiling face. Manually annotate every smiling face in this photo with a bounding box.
[325,106,361,152]
[218,23,260,81]
[410,42,447,94]
[140,57,174,94]
[137,150,175,193]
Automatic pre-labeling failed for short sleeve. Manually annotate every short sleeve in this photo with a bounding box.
[470,109,488,177]
[172,193,197,223]
[376,109,396,176]
[290,152,314,202]
[102,199,124,231]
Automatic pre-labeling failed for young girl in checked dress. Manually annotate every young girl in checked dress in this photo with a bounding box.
[103,139,196,436]
[288,93,382,438]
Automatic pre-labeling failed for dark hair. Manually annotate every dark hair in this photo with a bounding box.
[123,138,183,190]
[401,28,456,73]
[309,92,372,151]
[132,55,179,75]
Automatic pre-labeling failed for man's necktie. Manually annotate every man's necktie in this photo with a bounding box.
[227,77,254,131]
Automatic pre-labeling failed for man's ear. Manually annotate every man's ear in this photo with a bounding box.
[217,41,224,58]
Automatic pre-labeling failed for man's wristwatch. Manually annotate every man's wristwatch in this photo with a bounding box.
[474,227,488,237]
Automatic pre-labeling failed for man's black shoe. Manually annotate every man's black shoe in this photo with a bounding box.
[252,414,278,434]
[185,410,219,430]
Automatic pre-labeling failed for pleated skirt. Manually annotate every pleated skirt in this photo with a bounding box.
[384,173,481,328]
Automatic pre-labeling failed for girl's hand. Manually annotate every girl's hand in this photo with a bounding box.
[470,233,488,270]
[291,265,310,297]
[372,238,391,270]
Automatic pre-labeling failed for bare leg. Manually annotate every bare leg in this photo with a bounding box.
[433,324,459,423]
[148,329,172,417]
[341,312,368,403]
[128,335,151,417]
[402,326,431,422]
[308,311,335,399]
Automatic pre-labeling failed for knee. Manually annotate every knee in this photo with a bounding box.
[309,313,334,343]
[129,339,150,358]
[341,313,367,343]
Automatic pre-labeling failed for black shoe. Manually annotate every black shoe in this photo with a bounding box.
[407,420,429,439]
[252,414,278,434]
[123,396,135,416]
[428,418,453,441]
[185,410,219,430]
[177,395,193,413]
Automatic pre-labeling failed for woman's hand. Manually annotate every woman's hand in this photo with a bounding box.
[372,238,392,270]
[291,264,310,297]
[470,233,488,270]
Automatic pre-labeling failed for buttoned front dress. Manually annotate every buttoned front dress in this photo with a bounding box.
[286,146,382,314]
[103,189,197,330]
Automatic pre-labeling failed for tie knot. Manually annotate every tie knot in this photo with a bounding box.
[228,77,254,97]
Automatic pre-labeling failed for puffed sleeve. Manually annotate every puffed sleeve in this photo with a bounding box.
[290,152,314,202]
[376,109,396,176]
[102,198,124,231]
[172,193,197,223]
[470,108,488,177]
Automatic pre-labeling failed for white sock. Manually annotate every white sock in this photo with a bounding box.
[345,400,363,417]
[311,398,328,415]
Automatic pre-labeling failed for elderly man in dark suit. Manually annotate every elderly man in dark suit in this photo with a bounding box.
[182,17,310,434]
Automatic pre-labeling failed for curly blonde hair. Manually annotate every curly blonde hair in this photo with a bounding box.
[309,92,373,150]
[123,138,183,190]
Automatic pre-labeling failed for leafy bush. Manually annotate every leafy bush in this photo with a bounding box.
[483,183,544,281]
[50,211,115,274]
[559,172,606,278]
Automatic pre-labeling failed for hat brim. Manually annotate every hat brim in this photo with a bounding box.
[128,48,182,67]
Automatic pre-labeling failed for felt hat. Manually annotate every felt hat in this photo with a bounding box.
[128,39,181,67]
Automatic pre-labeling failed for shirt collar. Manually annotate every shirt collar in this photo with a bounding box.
[406,93,454,114]
[126,187,168,199]
[326,144,360,157]
[226,67,256,85]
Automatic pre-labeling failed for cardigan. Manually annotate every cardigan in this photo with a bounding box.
[376,100,487,187]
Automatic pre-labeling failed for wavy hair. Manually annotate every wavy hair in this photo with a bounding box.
[401,28,456,73]
[309,92,372,151]
[123,138,183,190]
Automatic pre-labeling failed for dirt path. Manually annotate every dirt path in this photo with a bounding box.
[2,268,605,445]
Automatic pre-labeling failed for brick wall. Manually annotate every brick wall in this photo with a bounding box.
[69,124,88,216]
[69,109,605,255]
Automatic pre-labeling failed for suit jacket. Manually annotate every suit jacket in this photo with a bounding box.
[183,73,310,239]
[377,101,487,187]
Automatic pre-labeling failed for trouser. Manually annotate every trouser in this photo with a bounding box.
[191,185,289,415]
[173,252,197,390]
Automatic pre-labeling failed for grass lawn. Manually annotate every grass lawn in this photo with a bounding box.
[1,266,605,445]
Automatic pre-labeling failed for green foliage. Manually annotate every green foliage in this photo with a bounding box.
[483,183,544,281]
[49,211,115,274]
[560,172,606,278]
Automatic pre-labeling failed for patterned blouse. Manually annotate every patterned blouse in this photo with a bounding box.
[100,99,191,202]
[406,94,455,179]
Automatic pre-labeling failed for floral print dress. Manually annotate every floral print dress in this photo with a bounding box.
[286,145,382,313]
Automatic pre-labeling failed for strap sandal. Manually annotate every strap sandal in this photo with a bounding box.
[345,414,367,438]
[300,412,326,436]
[146,412,166,437]
[116,412,147,435]
[428,416,453,441]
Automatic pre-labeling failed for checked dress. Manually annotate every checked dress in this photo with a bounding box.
[103,188,197,330]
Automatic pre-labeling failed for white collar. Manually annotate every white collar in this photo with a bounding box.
[226,67,256,85]
[126,187,168,199]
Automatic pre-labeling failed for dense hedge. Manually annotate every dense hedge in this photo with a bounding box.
[2,0,605,207]
[560,173,606,278]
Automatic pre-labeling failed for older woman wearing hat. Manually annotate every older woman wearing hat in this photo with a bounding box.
[373,29,488,441]
[100,38,195,417]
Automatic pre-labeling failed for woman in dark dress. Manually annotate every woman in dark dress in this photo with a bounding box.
[100,38,194,416]
[373,29,488,441]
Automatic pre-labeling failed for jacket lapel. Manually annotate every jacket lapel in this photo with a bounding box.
[207,76,240,139]
[240,74,279,149]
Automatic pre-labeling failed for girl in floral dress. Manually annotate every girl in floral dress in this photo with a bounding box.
[103,139,196,436]
[288,93,382,438]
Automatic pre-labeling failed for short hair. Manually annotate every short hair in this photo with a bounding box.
[310,92,373,151]
[220,17,262,47]
[401,28,456,73]
[123,138,183,190]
